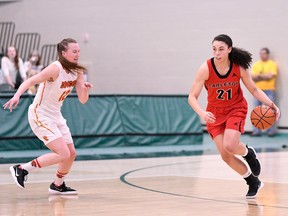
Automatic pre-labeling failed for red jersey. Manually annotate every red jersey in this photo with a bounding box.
[205,58,245,108]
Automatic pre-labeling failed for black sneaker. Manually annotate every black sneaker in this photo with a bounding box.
[243,146,261,177]
[49,182,78,195]
[246,180,264,199]
[9,165,29,189]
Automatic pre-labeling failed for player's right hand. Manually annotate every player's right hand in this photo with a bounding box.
[201,111,216,124]
[3,96,20,112]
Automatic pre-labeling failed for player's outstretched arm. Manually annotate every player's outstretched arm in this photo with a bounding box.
[3,64,59,112]
[188,62,215,124]
[75,72,93,104]
[241,67,280,120]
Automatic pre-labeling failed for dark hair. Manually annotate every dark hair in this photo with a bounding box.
[28,50,41,66]
[261,47,270,54]
[213,34,252,70]
[57,38,86,74]
[5,46,19,71]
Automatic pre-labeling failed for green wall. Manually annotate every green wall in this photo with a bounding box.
[0,94,203,151]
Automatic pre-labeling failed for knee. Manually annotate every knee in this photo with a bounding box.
[69,148,77,160]
[223,141,238,154]
[58,150,71,161]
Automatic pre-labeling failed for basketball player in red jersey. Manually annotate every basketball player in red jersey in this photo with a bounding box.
[188,34,280,198]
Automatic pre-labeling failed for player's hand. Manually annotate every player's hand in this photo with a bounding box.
[83,82,93,89]
[201,111,216,124]
[271,103,280,121]
[3,96,20,112]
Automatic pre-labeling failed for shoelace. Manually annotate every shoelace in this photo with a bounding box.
[61,182,73,190]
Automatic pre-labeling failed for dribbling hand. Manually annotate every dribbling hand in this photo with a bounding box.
[3,96,20,112]
[271,103,280,121]
[201,111,216,124]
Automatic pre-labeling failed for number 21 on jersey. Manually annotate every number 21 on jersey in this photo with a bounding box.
[216,89,232,100]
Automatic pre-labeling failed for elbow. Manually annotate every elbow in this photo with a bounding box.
[79,98,88,104]
[76,88,89,104]
[188,95,192,105]
[188,92,196,100]
[78,95,89,104]
[188,93,196,106]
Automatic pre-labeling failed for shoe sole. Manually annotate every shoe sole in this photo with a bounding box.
[48,188,78,195]
[249,147,262,177]
[246,182,264,199]
[9,166,24,189]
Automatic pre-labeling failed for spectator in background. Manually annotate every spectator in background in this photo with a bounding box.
[0,46,26,89]
[0,47,4,69]
[24,50,43,94]
[251,48,277,136]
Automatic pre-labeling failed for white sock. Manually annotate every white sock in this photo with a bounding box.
[242,146,248,157]
[54,171,68,186]
[20,159,41,172]
[242,169,252,178]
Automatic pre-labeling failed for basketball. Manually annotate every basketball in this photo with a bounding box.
[250,105,276,130]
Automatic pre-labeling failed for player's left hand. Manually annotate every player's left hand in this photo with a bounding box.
[271,103,280,121]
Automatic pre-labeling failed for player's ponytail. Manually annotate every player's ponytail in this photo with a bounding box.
[213,34,252,70]
[57,38,86,75]
[229,47,252,70]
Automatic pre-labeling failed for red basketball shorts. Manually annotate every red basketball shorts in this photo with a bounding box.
[206,99,248,139]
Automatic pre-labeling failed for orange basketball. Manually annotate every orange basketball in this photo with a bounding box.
[250,105,276,130]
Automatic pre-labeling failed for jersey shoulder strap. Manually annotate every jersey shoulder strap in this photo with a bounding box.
[52,61,63,71]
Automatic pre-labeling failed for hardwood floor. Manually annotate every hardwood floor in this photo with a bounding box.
[0,152,287,215]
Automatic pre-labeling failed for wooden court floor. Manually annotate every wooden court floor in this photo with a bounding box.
[1,151,288,216]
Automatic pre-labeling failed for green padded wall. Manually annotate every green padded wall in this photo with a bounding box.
[117,96,202,146]
[0,94,203,151]
[0,94,43,151]
[61,96,125,148]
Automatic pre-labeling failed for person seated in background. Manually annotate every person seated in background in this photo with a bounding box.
[24,50,43,94]
[0,46,26,90]
[251,48,278,136]
[0,46,4,69]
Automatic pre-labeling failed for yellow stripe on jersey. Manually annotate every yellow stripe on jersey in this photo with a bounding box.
[39,81,46,106]
[33,103,55,135]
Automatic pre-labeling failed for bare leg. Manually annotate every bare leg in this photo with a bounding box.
[36,138,71,167]
[10,138,71,189]
[57,144,77,174]
[51,144,77,192]
[214,133,248,176]
[222,129,247,156]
